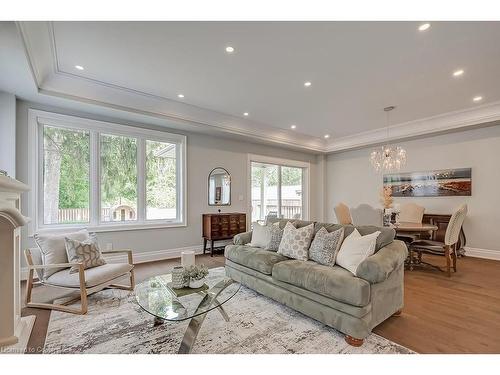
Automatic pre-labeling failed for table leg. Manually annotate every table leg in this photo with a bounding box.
[178,278,234,354]
[203,238,207,254]
[210,240,214,257]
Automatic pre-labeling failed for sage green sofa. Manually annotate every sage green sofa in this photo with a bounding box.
[224,218,408,346]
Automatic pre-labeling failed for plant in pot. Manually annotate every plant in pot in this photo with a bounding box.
[183,264,209,289]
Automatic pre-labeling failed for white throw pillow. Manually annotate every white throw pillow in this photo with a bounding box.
[278,222,315,261]
[336,228,381,275]
[34,229,90,278]
[249,222,272,248]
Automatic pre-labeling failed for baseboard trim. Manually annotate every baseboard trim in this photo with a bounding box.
[464,247,500,261]
[21,244,207,281]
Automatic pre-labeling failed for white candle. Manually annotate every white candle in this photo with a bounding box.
[181,251,195,267]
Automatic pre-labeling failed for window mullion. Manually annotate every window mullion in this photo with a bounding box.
[277,165,282,218]
[90,131,99,226]
[137,138,146,223]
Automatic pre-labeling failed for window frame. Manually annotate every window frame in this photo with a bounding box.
[247,154,310,224]
[28,109,187,234]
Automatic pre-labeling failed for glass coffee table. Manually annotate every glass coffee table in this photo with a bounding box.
[134,267,240,353]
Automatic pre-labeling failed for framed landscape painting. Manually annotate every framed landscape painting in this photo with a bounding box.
[383,168,472,197]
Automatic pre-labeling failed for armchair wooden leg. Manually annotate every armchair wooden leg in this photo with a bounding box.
[345,335,364,347]
[444,245,452,277]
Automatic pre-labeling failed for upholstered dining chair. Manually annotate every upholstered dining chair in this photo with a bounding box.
[334,202,353,225]
[24,235,135,315]
[397,203,425,243]
[409,204,467,277]
[350,204,383,227]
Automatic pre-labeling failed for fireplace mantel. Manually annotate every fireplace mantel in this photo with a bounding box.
[0,175,35,352]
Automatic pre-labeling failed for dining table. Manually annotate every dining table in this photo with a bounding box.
[391,221,439,270]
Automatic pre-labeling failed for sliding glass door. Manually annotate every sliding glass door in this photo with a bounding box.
[251,161,304,223]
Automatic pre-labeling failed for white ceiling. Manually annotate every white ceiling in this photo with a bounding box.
[3,21,500,153]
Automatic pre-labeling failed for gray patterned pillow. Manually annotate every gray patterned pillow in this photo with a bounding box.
[309,227,345,266]
[265,223,284,252]
[278,222,314,261]
[64,234,106,274]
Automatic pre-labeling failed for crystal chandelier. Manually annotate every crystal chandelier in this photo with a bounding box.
[370,106,407,172]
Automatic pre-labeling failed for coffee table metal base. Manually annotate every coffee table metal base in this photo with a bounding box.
[153,278,234,354]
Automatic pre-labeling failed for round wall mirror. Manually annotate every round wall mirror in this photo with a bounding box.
[208,167,231,206]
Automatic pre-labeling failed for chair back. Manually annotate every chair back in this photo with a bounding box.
[350,204,383,227]
[334,202,352,225]
[399,203,425,223]
[445,204,468,246]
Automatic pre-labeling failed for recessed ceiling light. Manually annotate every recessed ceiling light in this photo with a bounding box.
[225,46,235,54]
[324,134,330,139]
[418,23,431,31]
[75,65,84,70]
[177,94,185,98]
[473,96,483,102]
[290,125,297,129]
[453,69,464,77]
[304,81,312,87]
[243,112,249,116]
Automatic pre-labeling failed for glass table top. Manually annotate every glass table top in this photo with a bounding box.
[135,267,240,321]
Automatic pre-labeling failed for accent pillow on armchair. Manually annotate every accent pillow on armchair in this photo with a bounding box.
[64,233,107,274]
[34,229,91,278]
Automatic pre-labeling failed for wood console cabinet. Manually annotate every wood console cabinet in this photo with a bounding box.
[202,213,247,256]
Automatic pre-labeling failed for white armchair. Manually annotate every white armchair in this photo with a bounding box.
[24,247,135,315]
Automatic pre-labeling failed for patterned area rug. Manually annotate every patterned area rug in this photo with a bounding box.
[43,267,413,354]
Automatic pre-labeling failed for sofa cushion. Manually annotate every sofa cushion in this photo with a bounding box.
[225,245,288,275]
[272,260,371,307]
[313,224,394,252]
[336,229,380,275]
[46,263,133,288]
[267,218,314,229]
[249,222,272,248]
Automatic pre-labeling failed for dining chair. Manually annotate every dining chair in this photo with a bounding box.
[399,203,425,223]
[350,204,383,227]
[397,203,425,243]
[409,204,467,277]
[334,202,353,225]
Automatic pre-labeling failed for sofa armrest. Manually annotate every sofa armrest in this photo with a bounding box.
[356,240,408,284]
[233,231,252,245]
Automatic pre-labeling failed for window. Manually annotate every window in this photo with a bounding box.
[249,156,309,223]
[42,125,90,225]
[30,110,186,232]
[100,134,138,222]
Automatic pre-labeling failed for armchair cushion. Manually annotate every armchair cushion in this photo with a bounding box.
[45,263,133,288]
[34,229,90,278]
[356,240,408,284]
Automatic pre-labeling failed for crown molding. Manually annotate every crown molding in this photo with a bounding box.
[326,100,500,153]
[16,21,327,154]
[16,21,500,155]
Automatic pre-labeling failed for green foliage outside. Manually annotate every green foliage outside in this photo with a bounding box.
[251,165,302,187]
[44,126,177,211]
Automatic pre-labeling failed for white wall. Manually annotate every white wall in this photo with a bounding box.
[16,100,323,263]
[0,91,16,177]
[326,125,500,254]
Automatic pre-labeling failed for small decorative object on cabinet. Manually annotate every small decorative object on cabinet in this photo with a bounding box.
[202,213,247,256]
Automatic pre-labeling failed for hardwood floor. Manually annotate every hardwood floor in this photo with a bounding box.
[22,253,500,354]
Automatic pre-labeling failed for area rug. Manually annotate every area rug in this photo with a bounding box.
[43,267,413,354]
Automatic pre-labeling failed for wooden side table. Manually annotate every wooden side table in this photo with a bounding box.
[202,213,247,256]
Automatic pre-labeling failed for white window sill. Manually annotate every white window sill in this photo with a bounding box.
[29,221,187,237]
